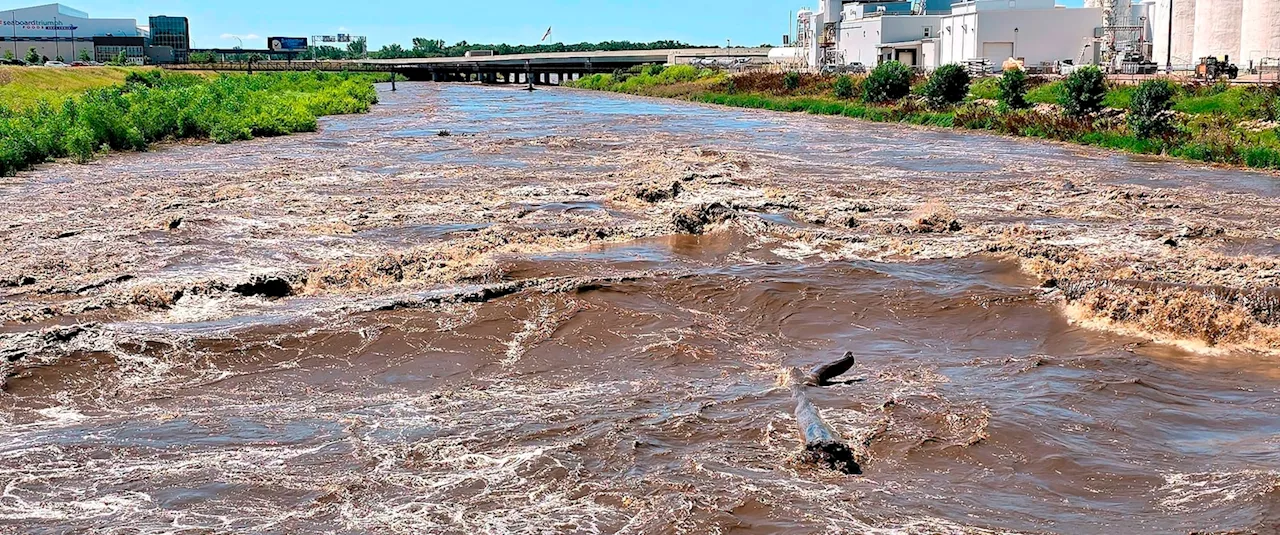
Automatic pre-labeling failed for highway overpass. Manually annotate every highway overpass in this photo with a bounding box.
[355,48,772,83]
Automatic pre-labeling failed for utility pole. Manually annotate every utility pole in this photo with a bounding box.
[1165,0,1173,74]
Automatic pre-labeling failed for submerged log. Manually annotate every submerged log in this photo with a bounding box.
[804,351,858,386]
[783,352,861,474]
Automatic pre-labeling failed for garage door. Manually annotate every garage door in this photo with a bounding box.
[982,42,1014,62]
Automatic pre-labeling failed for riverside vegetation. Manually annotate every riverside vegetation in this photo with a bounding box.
[0,69,384,176]
[567,62,1280,170]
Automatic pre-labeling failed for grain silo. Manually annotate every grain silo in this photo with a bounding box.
[1149,0,1197,67]
[1239,0,1280,67]
[1192,0,1242,62]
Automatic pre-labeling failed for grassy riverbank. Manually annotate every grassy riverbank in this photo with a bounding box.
[0,70,383,175]
[567,66,1280,170]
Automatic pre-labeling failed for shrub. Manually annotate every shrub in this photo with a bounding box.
[863,61,912,103]
[920,64,971,109]
[0,72,382,175]
[656,64,700,84]
[833,74,855,99]
[1128,79,1177,139]
[24,47,39,64]
[998,69,1030,110]
[1059,66,1107,117]
[783,71,801,92]
[1239,84,1280,121]
[645,64,666,77]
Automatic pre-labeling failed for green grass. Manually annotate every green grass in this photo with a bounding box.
[968,77,1000,100]
[1025,81,1061,104]
[0,70,382,175]
[0,66,153,109]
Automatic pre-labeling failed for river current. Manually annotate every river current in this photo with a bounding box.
[1,83,1278,534]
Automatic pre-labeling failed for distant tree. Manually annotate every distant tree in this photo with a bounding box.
[189,51,216,64]
[78,48,91,62]
[309,45,347,60]
[113,50,128,66]
[411,38,445,56]
[370,43,411,59]
[25,47,39,64]
[55,55,64,63]
[346,37,367,58]
[3,49,13,61]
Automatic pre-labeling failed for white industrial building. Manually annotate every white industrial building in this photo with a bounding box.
[783,0,1103,71]
[0,3,144,62]
[938,0,1102,68]
[780,0,1280,73]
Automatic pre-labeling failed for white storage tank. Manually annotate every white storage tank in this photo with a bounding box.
[1192,0,1242,62]
[1149,0,1197,66]
[1239,0,1280,66]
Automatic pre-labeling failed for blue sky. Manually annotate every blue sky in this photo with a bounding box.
[57,0,1086,49]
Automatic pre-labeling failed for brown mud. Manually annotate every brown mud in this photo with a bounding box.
[1,84,1279,534]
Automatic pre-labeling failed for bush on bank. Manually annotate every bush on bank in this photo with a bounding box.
[920,64,971,109]
[997,69,1030,110]
[863,61,913,103]
[1128,79,1177,139]
[0,71,381,175]
[1059,66,1107,117]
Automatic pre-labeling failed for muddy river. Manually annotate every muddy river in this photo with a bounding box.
[1,83,1278,534]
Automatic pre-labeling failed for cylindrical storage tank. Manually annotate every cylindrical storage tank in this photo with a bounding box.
[1192,0,1243,62]
[1239,0,1280,67]
[1150,0,1197,67]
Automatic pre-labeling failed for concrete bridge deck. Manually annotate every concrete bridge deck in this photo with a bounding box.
[358,48,771,83]
[163,48,771,84]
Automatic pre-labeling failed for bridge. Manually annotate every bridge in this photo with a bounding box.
[165,48,772,84]
[360,48,771,83]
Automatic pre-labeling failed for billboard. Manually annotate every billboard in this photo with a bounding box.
[268,36,308,52]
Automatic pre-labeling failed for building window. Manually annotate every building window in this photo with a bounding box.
[95,45,144,63]
[924,26,932,38]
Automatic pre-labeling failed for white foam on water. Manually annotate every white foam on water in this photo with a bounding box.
[1157,469,1280,512]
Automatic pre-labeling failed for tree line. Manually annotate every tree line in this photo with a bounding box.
[309,38,708,60]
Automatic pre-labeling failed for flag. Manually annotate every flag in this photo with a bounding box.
[541,27,552,42]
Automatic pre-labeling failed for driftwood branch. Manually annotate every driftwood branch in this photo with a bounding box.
[782,352,861,474]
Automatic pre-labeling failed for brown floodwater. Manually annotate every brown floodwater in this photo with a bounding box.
[1,83,1279,534]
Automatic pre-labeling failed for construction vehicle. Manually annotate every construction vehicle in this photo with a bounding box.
[1196,56,1240,80]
